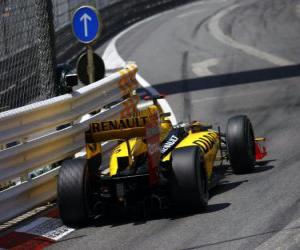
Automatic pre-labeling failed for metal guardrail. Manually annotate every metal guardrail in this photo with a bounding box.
[0,64,139,224]
[0,66,137,145]
[0,168,59,224]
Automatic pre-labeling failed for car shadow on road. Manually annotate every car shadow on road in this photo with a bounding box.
[92,202,231,228]
[89,161,276,229]
[138,64,300,96]
[249,159,276,174]
[208,160,275,197]
[252,165,274,173]
[92,163,276,228]
[223,160,275,176]
[210,180,248,198]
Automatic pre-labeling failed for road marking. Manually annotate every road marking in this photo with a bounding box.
[102,14,161,70]
[208,4,295,66]
[296,4,300,18]
[103,13,178,124]
[177,9,205,18]
[192,58,219,76]
[256,216,300,250]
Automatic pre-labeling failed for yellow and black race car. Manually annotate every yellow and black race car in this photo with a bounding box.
[57,96,267,227]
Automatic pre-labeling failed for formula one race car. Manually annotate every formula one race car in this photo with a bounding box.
[57,96,267,227]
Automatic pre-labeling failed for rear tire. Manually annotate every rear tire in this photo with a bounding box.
[171,146,208,211]
[58,158,94,227]
[226,115,255,174]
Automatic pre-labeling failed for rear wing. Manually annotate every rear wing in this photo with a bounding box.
[86,116,149,143]
[85,105,161,185]
[86,106,160,143]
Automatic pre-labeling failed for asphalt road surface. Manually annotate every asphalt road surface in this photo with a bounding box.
[49,0,300,249]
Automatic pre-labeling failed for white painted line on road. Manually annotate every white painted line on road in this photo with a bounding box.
[208,4,295,66]
[102,14,162,70]
[192,58,219,76]
[102,12,178,124]
[296,4,300,18]
[256,216,300,250]
[177,9,205,18]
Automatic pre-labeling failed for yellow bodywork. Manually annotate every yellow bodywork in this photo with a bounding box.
[108,128,219,180]
[109,119,173,176]
[161,130,219,178]
[86,101,220,181]
[109,138,147,176]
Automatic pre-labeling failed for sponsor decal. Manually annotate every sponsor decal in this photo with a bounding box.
[16,217,74,241]
[161,135,179,154]
[91,116,148,133]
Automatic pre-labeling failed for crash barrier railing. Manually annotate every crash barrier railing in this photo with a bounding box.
[0,64,140,224]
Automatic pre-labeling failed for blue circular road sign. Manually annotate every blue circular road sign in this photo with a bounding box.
[72,6,101,44]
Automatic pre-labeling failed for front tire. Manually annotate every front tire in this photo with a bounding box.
[226,115,255,174]
[171,146,208,211]
[58,158,94,227]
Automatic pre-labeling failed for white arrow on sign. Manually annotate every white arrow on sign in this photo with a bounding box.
[80,13,92,37]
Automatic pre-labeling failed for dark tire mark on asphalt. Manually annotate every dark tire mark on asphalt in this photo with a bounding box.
[191,10,222,38]
[182,51,192,122]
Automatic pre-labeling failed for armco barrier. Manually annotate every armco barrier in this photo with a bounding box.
[0,64,140,224]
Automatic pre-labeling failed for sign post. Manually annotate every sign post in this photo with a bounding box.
[87,45,95,83]
[72,6,103,84]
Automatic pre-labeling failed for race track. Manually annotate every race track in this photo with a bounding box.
[49,0,300,249]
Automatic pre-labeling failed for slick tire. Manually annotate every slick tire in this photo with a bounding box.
[171,146,208,211]
[226,115,255,174]
[58,158,93,227]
